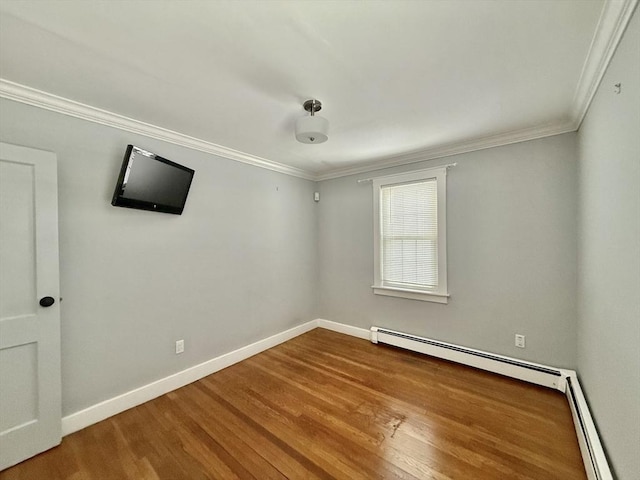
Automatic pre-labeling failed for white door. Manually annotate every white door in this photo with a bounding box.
[0,142,61,470]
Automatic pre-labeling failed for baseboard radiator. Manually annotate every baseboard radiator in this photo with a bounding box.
[370,326,567,390]
[370,326,612,480]
[565,375,613,480]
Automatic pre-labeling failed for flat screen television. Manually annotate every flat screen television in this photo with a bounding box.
[111,145,195,215]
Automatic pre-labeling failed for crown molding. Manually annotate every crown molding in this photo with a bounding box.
[0,0,635,183]
[315,120,577,181]
[0,79,316,181]
[321,0,639,182]
[570,0,638,128]
[0,79,578,182]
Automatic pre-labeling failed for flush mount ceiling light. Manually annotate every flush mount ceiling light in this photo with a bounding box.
[295,99,329,144]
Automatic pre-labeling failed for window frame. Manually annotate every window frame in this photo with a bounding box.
[372,167,449,304]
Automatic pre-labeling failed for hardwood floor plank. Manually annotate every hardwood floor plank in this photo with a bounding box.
[172,386,288,480]
[188,382,326,480]
[0,329,586,480]
[200,379,368,480]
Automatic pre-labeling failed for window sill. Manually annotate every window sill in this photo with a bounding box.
[372,286,449,304]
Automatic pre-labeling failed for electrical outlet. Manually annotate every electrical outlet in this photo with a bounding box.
[175,339,184,354]
[515,334,526,348]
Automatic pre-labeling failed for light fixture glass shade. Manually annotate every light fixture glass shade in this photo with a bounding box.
[295,115,329,144]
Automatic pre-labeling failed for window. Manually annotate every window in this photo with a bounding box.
[372,167,449,303]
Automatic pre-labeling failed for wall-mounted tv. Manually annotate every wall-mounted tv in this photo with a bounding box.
[111,145,195,215]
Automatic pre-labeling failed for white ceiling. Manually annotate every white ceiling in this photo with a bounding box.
[0,0,630,179]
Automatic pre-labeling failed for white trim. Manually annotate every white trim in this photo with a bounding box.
[564,371,613,480]
[0,0,635,184]
[357,163,457,184]
[316,319,370,340]
[3,0,637,189]
[322,322,612,479]
[0,79,315,181]
[57,318,612,480]
[0,78,575,182]
[372,167,449,303]
[372,286,449,304]
[335,321,612,479]
[316,121,576,181]
[571,0,639,128]
[316,0,638,183]
[61,320,316,436]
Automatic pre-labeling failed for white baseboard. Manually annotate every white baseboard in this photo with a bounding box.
[363,324,611,480]
[322,321,612,478]
[564,371,613,480]
[61,320,317,436]
[316,318,370,340]
[62,319,368,435]
[60,318,613,480]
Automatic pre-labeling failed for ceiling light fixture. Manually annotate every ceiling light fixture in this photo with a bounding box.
[295,99,328,144]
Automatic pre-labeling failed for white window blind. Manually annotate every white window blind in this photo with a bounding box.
[381,179,438,290]
[372,166,448,303]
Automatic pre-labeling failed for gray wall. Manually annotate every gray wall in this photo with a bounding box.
[1,14,637,474]
[0,99,319,416]
[318,134,578,368]
[576,9,639,479]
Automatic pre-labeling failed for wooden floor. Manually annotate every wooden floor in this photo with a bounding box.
[1,329,586,480]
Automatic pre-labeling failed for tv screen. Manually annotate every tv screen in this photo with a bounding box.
[111,145,194,215]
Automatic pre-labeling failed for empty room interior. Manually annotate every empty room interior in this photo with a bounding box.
[0,1,638,479]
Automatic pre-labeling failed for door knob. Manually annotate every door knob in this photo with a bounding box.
[39,296,55,307]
